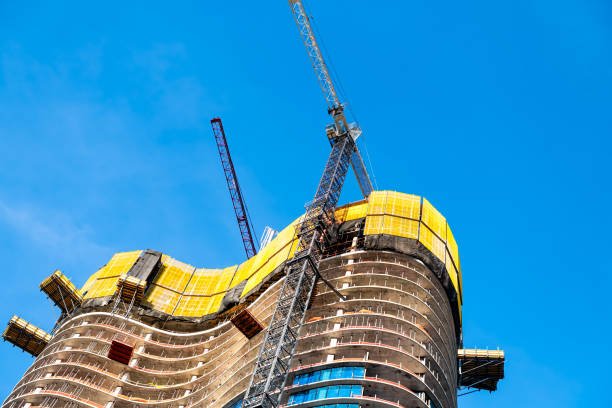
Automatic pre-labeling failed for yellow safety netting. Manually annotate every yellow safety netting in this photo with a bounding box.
[364,191,462,304]
[79,191,462,319]
[82,251,142,299]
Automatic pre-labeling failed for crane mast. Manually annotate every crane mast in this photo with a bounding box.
[211,117,258,259]
[242,2,374,407]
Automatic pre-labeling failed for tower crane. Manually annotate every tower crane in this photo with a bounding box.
[242,1,374,407]
[211,117,258,259]
[288,0,374,199]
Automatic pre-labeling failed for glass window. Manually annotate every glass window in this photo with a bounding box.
[353,367,365,378]
[292,366,365,385]
[326,385,340,398]
[227,400,242,408]
[287,385,363,405]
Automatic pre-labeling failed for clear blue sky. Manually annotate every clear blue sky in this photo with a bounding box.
[1,1,610,406]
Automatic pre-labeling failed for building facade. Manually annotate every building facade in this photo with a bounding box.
[3,191,481,408]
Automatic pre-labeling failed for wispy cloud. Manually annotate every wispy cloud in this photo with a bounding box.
[0,198,109,264]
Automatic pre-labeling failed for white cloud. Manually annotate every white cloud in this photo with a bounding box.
[0,198,109,263]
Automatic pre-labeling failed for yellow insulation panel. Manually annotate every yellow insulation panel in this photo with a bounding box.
[385,191,421,220]
[230,255,258,290]
[173,293,224,317]
[186,266,235,296]
[335,201,367,222]
[382,215,419,240]
[97,251,141,279]
[173,296,212,317]
[80,269,102,295]
[367,191,387,215]
[363,191,462,304]
[143,285,181,314]
[422,198,446,241]
[83,276,122,299]
[364,215,384,235]
[153,258,194,292]
[445,253,461,304]
[420,225,447,261]
[79,191,462,320]
[241,244,291,296]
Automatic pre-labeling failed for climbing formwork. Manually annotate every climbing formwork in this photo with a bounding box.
[40,271,83,314]
[2,316,52,357]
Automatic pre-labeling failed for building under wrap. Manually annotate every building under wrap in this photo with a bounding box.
[2,191,504,408]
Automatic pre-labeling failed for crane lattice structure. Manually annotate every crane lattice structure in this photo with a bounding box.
[211,117,258,259]
[242,1,374,407]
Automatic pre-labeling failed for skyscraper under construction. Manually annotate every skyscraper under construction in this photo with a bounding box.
[2,2,504,407]
[2,191,504,408]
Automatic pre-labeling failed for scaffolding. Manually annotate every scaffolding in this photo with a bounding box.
[39,271,83,314]
[116,276,147,304]
[458,349,505,391]
[2,315,51,357]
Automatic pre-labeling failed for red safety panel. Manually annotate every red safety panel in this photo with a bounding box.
[108,340,134,365]
[231,309,264,339]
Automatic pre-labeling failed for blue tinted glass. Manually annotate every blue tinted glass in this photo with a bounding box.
[331,367,342,379]
[293,367,364,385]
[338,385,351,397]
[353,367,365,378]
[288,393,300,404]
[289,386,363,405]
[228,400,242,408]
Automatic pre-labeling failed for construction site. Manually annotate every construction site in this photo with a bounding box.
[2,2,504,408]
